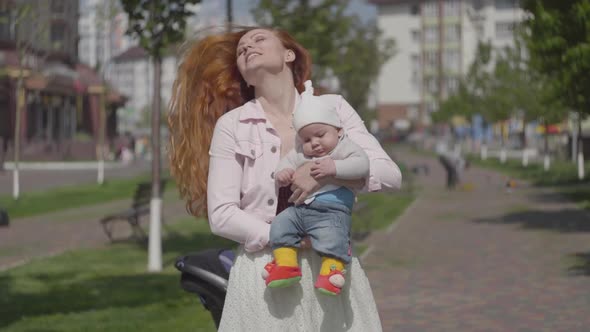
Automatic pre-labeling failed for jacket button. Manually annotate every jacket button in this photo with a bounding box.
[270,172,275,179]
[267,199,274,206]
[270,146,277,153]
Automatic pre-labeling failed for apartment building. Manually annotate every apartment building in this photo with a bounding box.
[78,0,133,69]
[370,0,524,130]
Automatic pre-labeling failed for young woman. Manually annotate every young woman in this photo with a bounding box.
[168,26,402,331]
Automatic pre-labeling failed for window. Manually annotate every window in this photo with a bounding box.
[423,1,438,17]
[495,0,517,10]
[411,29,421,42]
[445,24,461,42]
[427,77,438,94]
[495,21,515,38]
[425,26,438,43]
[424,51,438,70]
[475,24,484,36]
[444,0,460,16]
[443,50,460,72]
[473,0,485,10]
[446,77,459,94]
[51,0,65,13]
[411,54,421,72]
[0,9,11,40]
[50,23,66,46]
[427,101,438,113]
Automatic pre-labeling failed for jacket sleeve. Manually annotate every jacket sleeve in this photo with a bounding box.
[336,96,402,192]
[207,115,270,252]
[333,139,370,180]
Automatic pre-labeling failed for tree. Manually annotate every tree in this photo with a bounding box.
[94,0,120,185]
[522,0,590,178]
[252,0,395,118]
[2,1,51,199]
[121,0,201,272]
[333,16,395,117]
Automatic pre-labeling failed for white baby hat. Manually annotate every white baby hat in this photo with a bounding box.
[292,80,341,132]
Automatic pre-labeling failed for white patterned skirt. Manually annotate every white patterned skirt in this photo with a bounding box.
[218,246,383,332]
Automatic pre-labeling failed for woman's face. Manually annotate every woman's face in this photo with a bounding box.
[236,29,293,85]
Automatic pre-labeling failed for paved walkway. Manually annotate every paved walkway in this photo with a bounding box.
[365,150,590,331]
[2,149,590,331]
[0,160,152,195]
[0,191,188,270]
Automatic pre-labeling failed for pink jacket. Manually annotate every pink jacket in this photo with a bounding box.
[207,93,402,252]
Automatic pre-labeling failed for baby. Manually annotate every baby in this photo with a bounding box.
[262,80,369,296]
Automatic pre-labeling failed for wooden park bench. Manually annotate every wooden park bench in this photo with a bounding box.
[100,179,167,242]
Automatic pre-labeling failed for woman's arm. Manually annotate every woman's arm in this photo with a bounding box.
[288,163,365,205]
[336,96,402,192]
[207,115,270,252]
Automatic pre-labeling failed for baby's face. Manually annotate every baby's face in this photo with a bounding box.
[298,123,342,157]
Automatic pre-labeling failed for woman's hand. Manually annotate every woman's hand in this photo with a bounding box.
[289,162,322,205]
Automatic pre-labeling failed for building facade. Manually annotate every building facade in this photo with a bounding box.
[370,0,524,131]
[109,46,179,133]
[0,0,126,161]
[78,0,133,69]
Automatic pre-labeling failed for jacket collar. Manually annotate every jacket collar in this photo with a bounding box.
[239,88,301,122]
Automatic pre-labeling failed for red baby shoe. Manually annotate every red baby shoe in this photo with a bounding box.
[263,260,302,288]
[314,269,345,296]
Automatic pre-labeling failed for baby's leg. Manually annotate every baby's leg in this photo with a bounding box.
[265,207,304,288]
[304,206,352,295]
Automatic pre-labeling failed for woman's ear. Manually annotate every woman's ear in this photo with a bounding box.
[285,49,296,63]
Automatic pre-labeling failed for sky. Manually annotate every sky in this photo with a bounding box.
[198,0,378,27]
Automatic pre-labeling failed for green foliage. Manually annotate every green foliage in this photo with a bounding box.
[0,173,174,219]
[120,0,201,59]
[252,0,396,117]
[522,0,590,115]
[435,33,566,127]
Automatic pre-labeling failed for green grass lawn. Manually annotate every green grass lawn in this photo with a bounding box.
[0,217,233,332]
[0,174,176,219]
[354,192,414,231]
[468,156,590,209]
[0,189,413,331]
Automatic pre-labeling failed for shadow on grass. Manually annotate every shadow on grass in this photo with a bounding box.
[528,183,590,206]
[567,252,590,277]
[473,209,590,233]
[0,229,233,329]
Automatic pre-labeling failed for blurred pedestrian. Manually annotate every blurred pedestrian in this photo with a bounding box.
[0,137,5,172]
[167,26,401,331]
[436,141,463,190]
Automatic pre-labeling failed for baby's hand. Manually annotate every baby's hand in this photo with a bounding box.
[310,158,336,179]
[276,168,295,187]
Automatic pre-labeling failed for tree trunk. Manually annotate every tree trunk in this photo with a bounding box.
[577,113,584,180]
[226,0,233,31]
[148,56,163,272]
[500,121,507,164]
[97,90,106,185]
[12,74,24,199]
[544,119,550,171]
[521,123,528,167]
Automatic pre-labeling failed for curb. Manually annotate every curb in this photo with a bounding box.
[360,196,420,262]
[2,161,127,171]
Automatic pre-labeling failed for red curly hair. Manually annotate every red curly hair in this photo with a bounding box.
[168,27,312,217]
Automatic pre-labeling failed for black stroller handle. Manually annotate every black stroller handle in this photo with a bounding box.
[176,260,229,291]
